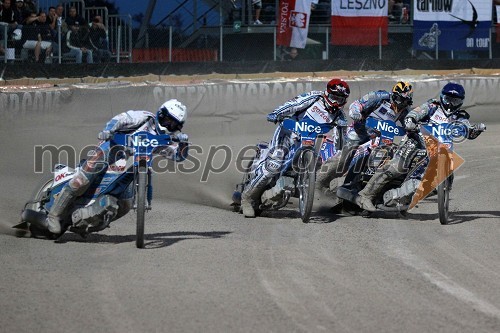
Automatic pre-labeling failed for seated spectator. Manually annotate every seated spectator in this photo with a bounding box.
[66,22,93,63]
[388,0,403,21]
[23,0,35,14]
[65,6,86,28]
[282,47,300,61]
[14,0,31,26]
[89,15,111,63]
[22,11,53,63]
[1,0,19,31]
[47,6,57,30]
[50,5,70,61]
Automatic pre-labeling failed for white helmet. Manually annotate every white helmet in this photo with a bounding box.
[157,99,187,132]
[12,29,22,41]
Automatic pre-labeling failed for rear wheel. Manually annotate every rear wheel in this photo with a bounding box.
[26,176,54,238]
[298,149,317,223]
[136,163,147,248]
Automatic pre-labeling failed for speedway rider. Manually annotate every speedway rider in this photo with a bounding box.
[45,99,190,234]
[317,81,414,193]
[355,82,486,212]
[241,78,351,217]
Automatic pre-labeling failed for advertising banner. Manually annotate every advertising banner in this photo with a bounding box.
[413,0,493,51]
[331,0,388,46]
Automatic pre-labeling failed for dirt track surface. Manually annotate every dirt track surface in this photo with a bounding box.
[1,86,500,332]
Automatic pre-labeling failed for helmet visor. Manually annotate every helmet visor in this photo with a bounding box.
[392,93,412,106]
[442,95,463,107]
[160,111,183,131]
[327,92,347,106]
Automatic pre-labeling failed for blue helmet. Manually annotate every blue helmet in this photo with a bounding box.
[440,82,465,114]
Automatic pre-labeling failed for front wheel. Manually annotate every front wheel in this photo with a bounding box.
[437,177,450,225]
[298,149,317,223]
[136,163,147,248]
[437,152,451,225]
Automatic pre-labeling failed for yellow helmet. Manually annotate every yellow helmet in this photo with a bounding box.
[391,81,413,111]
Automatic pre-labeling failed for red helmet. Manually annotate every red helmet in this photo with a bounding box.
[324,79,350,113]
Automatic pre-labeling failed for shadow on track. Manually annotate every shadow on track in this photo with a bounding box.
[54,231,232,249]
[406,210,500,225]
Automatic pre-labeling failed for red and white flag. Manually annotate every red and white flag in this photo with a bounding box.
[331,1,388,46]
[277,0,313,49]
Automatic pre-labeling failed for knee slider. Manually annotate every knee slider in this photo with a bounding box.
[265,148,285,174]
[68,170,91,195]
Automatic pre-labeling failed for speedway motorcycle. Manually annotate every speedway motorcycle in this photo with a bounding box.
[232,115,343,223]
[418,109,485,224]
[16,131,179,248]
[336,116,428,215]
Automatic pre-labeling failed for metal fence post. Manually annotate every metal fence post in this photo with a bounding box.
[435,31,439,60]
[379,27,382,60]
[325,26,329,60]
[3,26,7,64]
[117,26,121,63]
[57,22,62,64]
[219,2,223,62]
[169,26,173,62]
[273,26,277,61]
[220,24,223,62]
[489,27,493,60]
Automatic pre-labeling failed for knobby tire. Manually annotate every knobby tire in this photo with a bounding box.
[298,149,317,223]
[136,164,147,248]
[437,152,450,225]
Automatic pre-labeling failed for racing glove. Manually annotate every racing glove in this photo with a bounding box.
[404,117,417,131]
[267,112,282,124]
[468,123,486,139]
[349,106,363,121]
[175,133,189,142]
[473,123,487,132]
[98,130,112,141]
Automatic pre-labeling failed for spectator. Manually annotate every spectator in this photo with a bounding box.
[54,4,68,34]
[65,6,85,28]
[50,4,69,61]
[22,11,53,63]
[1,0,18,30]
[23,0,35,13]
[66,21,93,63]
[13,0,31,25]
[388,0,403,22]
[282,47,300,61]
[252,0,262,25]
[47,6,57,30]
[89,15,111,63]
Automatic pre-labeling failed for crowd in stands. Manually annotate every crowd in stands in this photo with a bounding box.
[229,0,412,26]
[0,0,111,63]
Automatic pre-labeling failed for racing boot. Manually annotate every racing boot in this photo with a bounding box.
[46,185,76,234]
[46,169,91,234]
[356,170,393,212]
[316,144,356,195]
[241,190,259,218]
[241,183,268,218]
[316,156,341,195]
